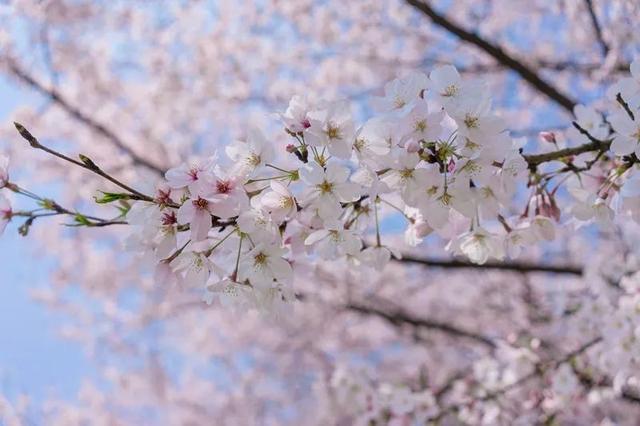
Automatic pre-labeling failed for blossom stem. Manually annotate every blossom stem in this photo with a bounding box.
[374,197,381,247]
[265,164,293,174]
[379,198,412,222]
[204,228,236,257]
[246,175,290,184]
[231,234,243,281]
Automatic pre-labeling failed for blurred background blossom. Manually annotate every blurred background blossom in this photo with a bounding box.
[0,1,639,424]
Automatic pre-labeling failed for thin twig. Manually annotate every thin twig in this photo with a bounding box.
[13,122,159,204]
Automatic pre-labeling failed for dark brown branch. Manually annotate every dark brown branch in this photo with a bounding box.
[6,61,165,175]
[572,364,640,404]
[584,0,610,57]
[346,302,497,348]
[404,0,577,112]
[523,138,611,168]
[397,253,583,276]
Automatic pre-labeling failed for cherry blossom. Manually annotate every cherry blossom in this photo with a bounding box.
[0,194,11,235]
[0,155,9,188]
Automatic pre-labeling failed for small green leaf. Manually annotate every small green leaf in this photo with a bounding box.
[94,191,131,204]
[74,213,92,226]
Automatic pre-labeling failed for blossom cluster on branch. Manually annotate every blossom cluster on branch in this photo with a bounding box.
[1,61,640,317]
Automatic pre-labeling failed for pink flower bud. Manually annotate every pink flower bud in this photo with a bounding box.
[539,131,557,144]
[286,144,297,153]
[447,159,456,173]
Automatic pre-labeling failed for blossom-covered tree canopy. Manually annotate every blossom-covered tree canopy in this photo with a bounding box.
[1,1,640,425]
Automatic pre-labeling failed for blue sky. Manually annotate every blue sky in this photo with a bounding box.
[0,76,90,403]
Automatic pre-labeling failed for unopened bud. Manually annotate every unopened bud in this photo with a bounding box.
[447,159,456,173]
[539,131,557,144]
[79,154,99,170]
[13,122,40,147]
[286,144,297,153]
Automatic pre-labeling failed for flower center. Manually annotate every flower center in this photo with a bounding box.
[155,189,172,205]
[414,119,427,132]
[193,197,209,210]
[216,180,232,194]
[325,123,342,140]
[318,180,334,194]
[464,114,479,129]
[329,230,342,242]
[443,84,458,97]
[400,168,414,180]
[279,196,294,209]
[161,211,177,226]
[394,96,406,109]
[254,252,268,267]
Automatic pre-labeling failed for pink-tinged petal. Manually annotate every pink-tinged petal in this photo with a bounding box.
[327,140,352,159]
[325,163,349,183]
[611,136,636,156]
[270,257,293,281]
[0,194,10,211]
[610,114,637,135]
[334,182,360,203]
[177,202,195,225]
[270,180,290,197]
[209,197,238,219]
[0,218,8,235]
[317,198,341,220]
[430,65,460,89]
[260,191,281,210]
[423,203,449,229]
[165,168,194,189]
[299,163,324,185]
[304,229,330,245]
[190,210,212,241]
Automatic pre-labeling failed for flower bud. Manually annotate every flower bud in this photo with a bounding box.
[539,131,557,144]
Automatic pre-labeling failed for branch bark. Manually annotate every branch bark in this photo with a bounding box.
[396,253,583,276]
[404,0,578,112]
[346,302,497,348]
[584,0,610,57]
[6,60,166,175]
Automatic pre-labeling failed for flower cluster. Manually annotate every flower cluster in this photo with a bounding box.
[119,65,540,311]
[3,62,640,315]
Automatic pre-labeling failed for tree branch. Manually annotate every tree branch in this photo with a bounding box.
[396,253,583,276]
[404,0,578,112]
[346,302,497,348]
[6,60,165,175]
[584,0,610,57]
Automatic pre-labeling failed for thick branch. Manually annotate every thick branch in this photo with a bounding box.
[397,253,583,276]
[404,0,577,112]
[6,61,165,175]
[346,302,496,348]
